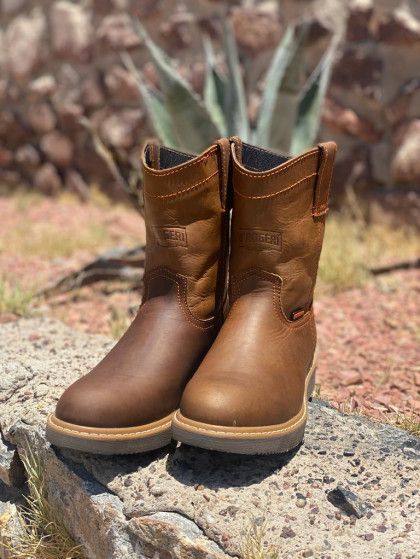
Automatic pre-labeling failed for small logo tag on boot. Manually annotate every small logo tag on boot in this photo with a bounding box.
[239,229,282,251]
[153,226,188,247]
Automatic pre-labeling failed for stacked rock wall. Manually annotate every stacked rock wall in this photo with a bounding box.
[0,0,419,204]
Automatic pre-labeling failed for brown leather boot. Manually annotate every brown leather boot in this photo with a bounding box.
[173,138,336,454]
[46,139,231,454]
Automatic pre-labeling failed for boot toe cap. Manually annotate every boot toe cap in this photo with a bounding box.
[180,378,299,428]
[55,381,116,428]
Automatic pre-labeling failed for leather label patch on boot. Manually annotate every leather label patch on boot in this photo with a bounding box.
[153,226,188,247]
[239,229,282,251]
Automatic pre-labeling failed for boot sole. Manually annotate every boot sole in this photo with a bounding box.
[172,360,316,455]
[46,413,173,455]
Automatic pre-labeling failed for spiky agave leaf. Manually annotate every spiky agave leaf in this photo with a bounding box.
[134,20,223,152]
[222,21,250,140]
[121,52,177,148]
[291,38,336,155]
[203,36,228,136]
[253,26,296,147]
[259,25,309,153]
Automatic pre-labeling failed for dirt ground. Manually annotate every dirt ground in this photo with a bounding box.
[0,193,419,426]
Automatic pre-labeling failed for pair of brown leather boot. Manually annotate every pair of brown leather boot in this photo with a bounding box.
[46,137,336,455]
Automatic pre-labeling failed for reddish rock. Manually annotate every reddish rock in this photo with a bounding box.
[377,10,420,46]
[28,75,57,97]
[0,30,4,73]
[306,19,331,45]
[34,163,63,195]
[4,8,46,79]
[0,148,13,167]
[143,62,160,90]
[391,120,420,184]
[386,78,420,126]
[15,144,40,168]
[27,103,56,133]
[341,371,363,387]
[80,74,105,108]
[323,98,380,142]
[0,109,27,147]
[73,140,113,183]
[332,49,382,96]
[104,66,139,102]
[346,4,374,42]
[40,131,74,167]
[99,109,143,149]
[65,169,89,202]
[231,6,282,54]
[96,14,141,50]
[159,12,195,49]
[50,1,92,62]
[57,104,84,133]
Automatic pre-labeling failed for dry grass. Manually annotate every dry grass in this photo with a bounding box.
[317,390,420,437]
[0,221,109,260]
[392,411,420,437]
[241,519,279,559]
[318,212,419,294]
[108,306,131,339]
[1,446,84,559]
[0,277,33,316]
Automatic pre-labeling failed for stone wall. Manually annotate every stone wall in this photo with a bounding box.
[0,0,419,204]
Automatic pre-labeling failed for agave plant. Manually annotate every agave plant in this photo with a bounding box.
[123,19,337,156]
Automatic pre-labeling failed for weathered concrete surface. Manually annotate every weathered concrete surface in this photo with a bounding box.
[0,318,419,559]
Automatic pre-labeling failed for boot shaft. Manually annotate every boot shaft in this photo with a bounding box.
[142,141,230,323]
[230,139,336,319]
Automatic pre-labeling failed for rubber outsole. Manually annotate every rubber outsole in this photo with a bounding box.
[46,413,173,455]
[172,362,316,455]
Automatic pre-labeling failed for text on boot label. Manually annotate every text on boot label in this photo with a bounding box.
[239,229,282,251]
[153,226,188,247]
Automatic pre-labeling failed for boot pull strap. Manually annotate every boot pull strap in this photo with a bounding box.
[213,138,231,210]
[142,138,161,170]
[313,141,337,217]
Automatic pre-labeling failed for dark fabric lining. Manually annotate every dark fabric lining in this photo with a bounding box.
[144,145,194,169]
[159,146,194,169]
[241,142,289,171]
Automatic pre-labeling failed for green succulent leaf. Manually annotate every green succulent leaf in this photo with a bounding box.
[121,52,177,147]
[291,39,336,155]
[134,20,222,152]
[203,36,228,136]
[254,26,297,147]
[222,21,250,140]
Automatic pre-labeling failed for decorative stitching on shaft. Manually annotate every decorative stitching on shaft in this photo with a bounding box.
[233,173,317,199]
[144,171,218,199]
[144,268,215,330]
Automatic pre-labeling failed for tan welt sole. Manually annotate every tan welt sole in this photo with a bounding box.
[172,362,316,455]
[46,413,173,455]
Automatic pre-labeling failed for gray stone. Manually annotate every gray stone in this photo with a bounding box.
[327,486,372,518]
[0,437,24,488]
[0,318,419,558]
